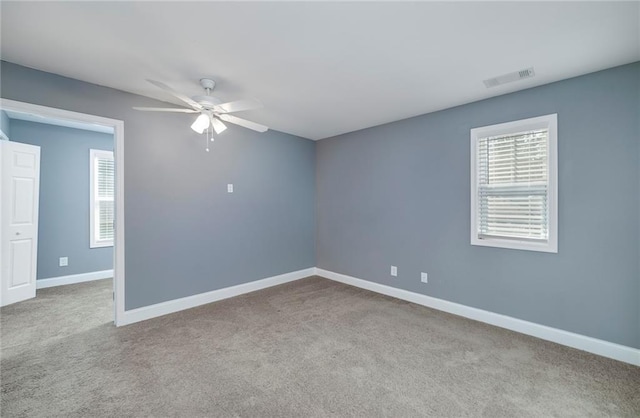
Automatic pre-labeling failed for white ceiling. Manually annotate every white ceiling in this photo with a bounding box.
[1,2,638,140]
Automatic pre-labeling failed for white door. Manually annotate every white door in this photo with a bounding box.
[0,141,41,307]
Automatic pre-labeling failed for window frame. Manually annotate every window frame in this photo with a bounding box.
[470,114,558,253]
[89,148,114,249]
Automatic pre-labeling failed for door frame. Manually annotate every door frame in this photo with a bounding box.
[0,98,125,326]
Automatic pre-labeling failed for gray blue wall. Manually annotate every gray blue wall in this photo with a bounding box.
[0,110,9,138]
[3,60,637,349]
[1,61,316,310]
[317,62,640,348]
[10,120,114,279]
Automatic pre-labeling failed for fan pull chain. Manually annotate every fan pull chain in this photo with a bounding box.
[205,126,210,152]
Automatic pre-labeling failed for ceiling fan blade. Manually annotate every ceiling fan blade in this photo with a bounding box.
[213,99,263,114]
[219,114,268,133]
[146,79,203,110]
[133,107,199,113]
[209,114,227,134]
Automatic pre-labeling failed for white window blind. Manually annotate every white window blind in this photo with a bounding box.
[470,114,557,253]
[90,150,114,248]
[477,129,548,241]
[96,157,114,241]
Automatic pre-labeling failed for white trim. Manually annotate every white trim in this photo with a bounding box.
[119,268,316,326]
[316,268,640,366]
[89,149,115,248]
[0,99,126,326]
[470,114,558,253]
[114,118,125,327]
[37,270,113,289]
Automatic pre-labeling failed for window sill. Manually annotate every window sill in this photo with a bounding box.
[471,236,557,253]
[90,241,114,249]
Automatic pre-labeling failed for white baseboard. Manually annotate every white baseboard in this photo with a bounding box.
[316,268,640,366]
[119,267,316,327]
[37,269,113,289]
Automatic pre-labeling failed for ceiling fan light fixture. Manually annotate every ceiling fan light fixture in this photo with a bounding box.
[191,113,210,134]
[210,116,227,134]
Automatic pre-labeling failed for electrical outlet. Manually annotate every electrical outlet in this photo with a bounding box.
[59,257,68,267]
[227,184,234,193]
[421,272,428,283]
[390,266,397,277]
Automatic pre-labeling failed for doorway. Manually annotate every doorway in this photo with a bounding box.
[0,99,125,325]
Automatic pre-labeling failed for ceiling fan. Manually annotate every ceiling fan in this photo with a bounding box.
[134,78,268,151]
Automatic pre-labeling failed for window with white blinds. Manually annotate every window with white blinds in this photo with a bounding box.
[470,114,557,253]
[90,149,114,248]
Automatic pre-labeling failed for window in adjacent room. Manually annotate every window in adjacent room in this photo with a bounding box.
[470,114,557,253]
[90,149,114,248]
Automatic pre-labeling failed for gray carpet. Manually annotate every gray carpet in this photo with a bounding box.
[1,276,638,417]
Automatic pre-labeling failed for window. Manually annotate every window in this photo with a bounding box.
[90,149,114,248]
[470,114,557,253]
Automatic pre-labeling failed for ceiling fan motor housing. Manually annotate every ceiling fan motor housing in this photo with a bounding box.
[193,95,223,109]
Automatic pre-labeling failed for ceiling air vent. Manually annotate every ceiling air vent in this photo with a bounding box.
[483,67,535,88]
